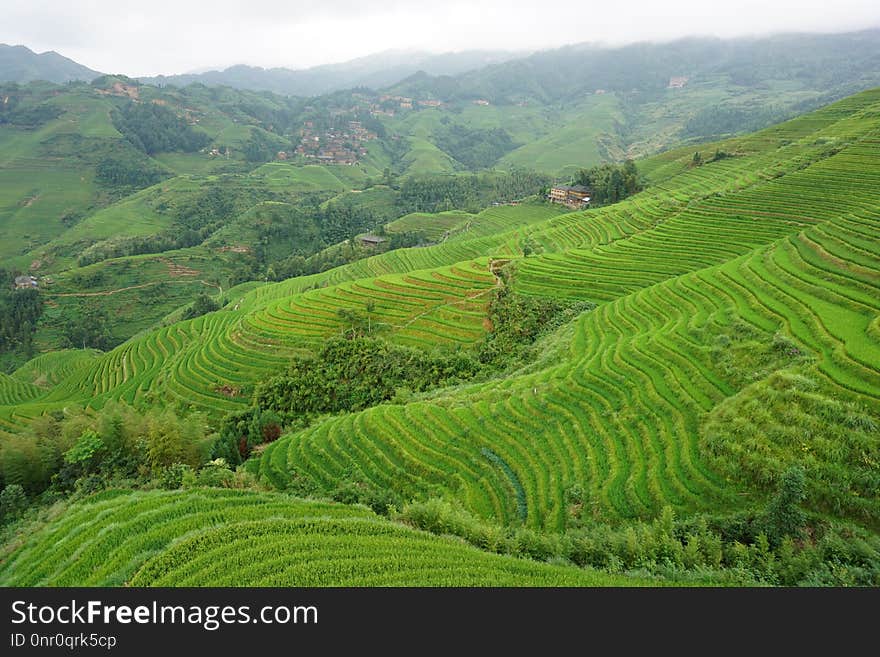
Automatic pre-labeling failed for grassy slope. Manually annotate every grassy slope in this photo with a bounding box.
[498,94,623,176]
[251,90,880,530]
[1,90,878,533]
[0,90,117,266]
[0,489,654,586]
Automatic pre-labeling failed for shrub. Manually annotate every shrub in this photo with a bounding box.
[0,484,27,524]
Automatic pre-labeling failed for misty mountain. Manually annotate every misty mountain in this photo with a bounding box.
[0,44,102,84]
[389,30,880,104]
[139,49,526,96]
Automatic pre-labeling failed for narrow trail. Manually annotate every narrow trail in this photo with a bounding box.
[47,279,221,298]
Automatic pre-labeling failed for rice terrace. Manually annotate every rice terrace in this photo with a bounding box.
[0,16,879,591]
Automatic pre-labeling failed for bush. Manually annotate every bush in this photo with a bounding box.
[158,463,193,490]
[762,466,807,545]
[182,293,220,321]
[0,484,28,524]
[254,336,481,422]
[196,459,235,487]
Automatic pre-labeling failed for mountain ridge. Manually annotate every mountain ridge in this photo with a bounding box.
[0,44,102,83]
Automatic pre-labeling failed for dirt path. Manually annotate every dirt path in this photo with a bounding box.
[47,279,220,298]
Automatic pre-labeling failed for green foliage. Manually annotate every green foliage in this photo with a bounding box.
[254,336,481,422]
[0,484,28,524]
[60,301,113,350]
[0,484,28,525]
[0,403,209,497]
[145,410,205,473]
[0,269,43,360]
[399,499,880,585]
[63,429,104,468]
[398,170,550,214]
[182,293,220,321]
[243,129,288,163]
[433,122,518,169]
[0,430,60,495]
[113,101,210,155]
[330,480,402,516]
[684,104,793,139]
[195,459,235,488]
[702,370,880,524]
[477,280,594,367]
[0,489,646,587]
[76,228,203,266]
[574,160,641,205]
[761,466,807,546]
[95,150,167,189]
[2,87,880,588]
[157,463,193,490]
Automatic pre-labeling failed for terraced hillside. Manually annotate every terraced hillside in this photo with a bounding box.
[253,90,880,530]
[0,489,650,586]
[2,90,878,536]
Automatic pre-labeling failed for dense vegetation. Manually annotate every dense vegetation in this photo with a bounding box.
[0,269,43,363]
[0,402,208,499]
[1,57,879,588]
[253,336,480,423]
[433,122,519,169]
[573,160,641,205]
[111,98,211,155]
[398,169,551,214]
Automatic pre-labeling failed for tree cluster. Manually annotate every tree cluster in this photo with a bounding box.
[574,160,641,205]
[113,101,210,155]
[433,122,518,169]
[253,336,481,424]
[0,403,209,502]
[0,269,44,361]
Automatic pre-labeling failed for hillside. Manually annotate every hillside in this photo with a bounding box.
[0,489,652,586]
[1,90,877,506]
[0,44,102,84]
[1,86,879,587]
[141,49,526,97]
[387,30,880,173]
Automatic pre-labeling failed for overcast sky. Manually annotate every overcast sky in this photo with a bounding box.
[3,0,880,76]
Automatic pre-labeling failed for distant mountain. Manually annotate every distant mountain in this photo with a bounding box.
[140,49,527,96]
[389,29,880,105]
[0,44,102,83]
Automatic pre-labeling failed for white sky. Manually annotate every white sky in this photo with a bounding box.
[2,0,879,76]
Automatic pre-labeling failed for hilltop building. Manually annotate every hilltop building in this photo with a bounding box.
[14,275,38,290]
[548,185,591,208]
[668,76,689,89]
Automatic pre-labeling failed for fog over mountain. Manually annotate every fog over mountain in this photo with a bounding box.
[1,0,878,76]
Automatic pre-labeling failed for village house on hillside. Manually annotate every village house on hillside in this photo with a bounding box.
[358,235,387,248]
[548,185,591,208]
[13,275,38,290]
[668,76,689,89]
[295,120,377,165]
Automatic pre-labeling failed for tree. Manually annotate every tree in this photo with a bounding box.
[762,466,807,545]
[182,293,220,320]
[64,429,104,473]
[365,301,376,334]
[574,161,641,206]
[62,302,113,350]
[145,411,203,473]
[0,484,27,524]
